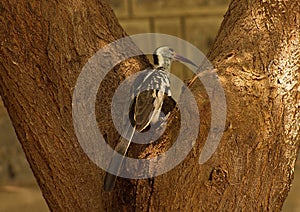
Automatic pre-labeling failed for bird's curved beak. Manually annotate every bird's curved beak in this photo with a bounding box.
[174,54,198,68]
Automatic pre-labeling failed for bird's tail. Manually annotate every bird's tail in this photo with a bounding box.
[103,126,136,191]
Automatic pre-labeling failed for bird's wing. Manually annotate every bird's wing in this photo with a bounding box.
[132,89,156,131]
[131,69,170,132]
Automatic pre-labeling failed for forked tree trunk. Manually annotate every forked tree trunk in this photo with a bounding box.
[0,0,299,211]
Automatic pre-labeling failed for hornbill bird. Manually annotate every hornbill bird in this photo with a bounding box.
[103,46,197,191]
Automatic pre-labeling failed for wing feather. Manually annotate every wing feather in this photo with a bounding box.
[128,68,174,132]
[133,90,156,131]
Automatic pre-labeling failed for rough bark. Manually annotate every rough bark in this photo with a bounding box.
[0,0,299,211]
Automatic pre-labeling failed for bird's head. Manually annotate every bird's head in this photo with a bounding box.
[153,46,197,70]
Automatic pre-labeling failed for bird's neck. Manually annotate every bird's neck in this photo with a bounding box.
[156,58,172,72]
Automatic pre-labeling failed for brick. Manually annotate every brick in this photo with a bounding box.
[154,18,182,38]
[132,0,230,17]
[185,17,223,54]
[119,19,151,35]
[108,0,129,19]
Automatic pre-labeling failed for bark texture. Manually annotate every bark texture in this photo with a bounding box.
[0,0,299,211]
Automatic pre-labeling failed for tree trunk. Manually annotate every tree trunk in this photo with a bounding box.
[0,0,299,211]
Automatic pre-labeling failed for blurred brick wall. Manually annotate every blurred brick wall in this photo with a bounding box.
[110,0,230,53]
[0,98,36,185]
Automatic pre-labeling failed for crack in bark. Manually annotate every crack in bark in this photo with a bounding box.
[146,178,155,212]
